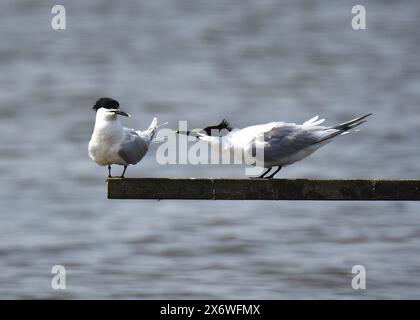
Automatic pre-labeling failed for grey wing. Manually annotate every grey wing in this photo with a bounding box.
[118,130,149,165]
[255,124,325,163]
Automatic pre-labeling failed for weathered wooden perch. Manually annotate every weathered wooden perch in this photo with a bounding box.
[107,178,420,201]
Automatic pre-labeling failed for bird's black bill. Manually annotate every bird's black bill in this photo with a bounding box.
[175,130,191,135]
[112,110,131,117]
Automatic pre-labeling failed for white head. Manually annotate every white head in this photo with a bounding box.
[92,97,131,121]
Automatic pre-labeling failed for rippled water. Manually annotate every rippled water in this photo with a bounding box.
[1,0,420,299]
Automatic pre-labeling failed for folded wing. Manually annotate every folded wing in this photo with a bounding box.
[256,124,325,163]
[118,129,149,165]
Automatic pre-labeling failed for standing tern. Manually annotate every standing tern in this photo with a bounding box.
[88,97,159,178]
[178,114,372,178]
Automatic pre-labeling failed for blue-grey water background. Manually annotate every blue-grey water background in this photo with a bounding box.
[0,0,420,299]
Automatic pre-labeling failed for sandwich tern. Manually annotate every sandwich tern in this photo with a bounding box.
[88,97,159,178]
[178,114,372,178]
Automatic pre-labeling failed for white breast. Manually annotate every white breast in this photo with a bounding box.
[88,114,126,166]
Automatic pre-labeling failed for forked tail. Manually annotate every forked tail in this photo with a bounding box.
[143,117,170,143]
[317,113,372,143]
[329,113,373,131]
[147,117,158,138]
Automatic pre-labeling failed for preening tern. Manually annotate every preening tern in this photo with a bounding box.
[178,114,372,179]
[88,97,159,178]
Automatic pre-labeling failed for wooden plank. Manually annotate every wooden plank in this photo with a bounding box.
[107,178,420,200]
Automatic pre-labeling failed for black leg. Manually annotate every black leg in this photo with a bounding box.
[120,165,128,178]
[259,167,272,178]
[250,167,272,179]
[108,165,112,178]
[265,166,282,179]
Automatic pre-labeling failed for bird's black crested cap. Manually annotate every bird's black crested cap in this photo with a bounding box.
[92,97,120,111]
[219,119,233,131]
[202,119,233,135]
